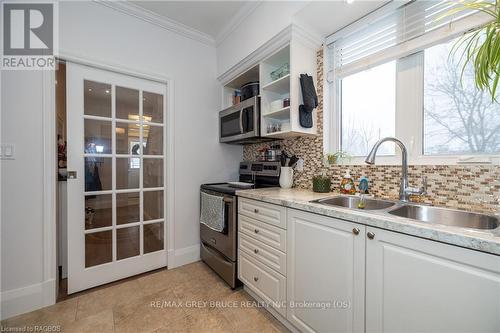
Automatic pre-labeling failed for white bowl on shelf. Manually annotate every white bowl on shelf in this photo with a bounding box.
[270,99,283,112]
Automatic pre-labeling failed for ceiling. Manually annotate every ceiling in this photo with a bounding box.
[131,1,250,39]
[296,1,388,38]
[127,1,388,44]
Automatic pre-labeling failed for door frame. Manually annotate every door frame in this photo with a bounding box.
[44,51,175,302]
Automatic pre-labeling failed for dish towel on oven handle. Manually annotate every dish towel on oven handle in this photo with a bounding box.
[200,191,226,232]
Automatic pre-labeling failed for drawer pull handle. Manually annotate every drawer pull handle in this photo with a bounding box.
[254,249,259,254]
[352,228,360,235]
[254,229,259,234]
[367,231,375,240]
[254,277,259,282]
[254,208,259,213]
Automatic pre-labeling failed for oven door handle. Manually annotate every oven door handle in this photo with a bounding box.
[239,108,244,134]
[223,196,235,235]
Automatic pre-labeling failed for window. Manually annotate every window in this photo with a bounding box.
[326,0,498,164]
[424,39,500,155]
[341,61,396,156]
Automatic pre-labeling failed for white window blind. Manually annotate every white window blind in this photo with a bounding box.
[329,0,492,78]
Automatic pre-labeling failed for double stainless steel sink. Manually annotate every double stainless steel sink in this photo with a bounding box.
[314,196,396,210]
[312,195,499,231]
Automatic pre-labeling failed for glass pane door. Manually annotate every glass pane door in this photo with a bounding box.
[67,63,167,293]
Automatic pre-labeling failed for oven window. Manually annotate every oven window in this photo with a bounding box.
[220,111,242,138]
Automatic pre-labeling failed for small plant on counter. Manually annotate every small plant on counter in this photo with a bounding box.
[312,153,335,193]
[312,174,331,193]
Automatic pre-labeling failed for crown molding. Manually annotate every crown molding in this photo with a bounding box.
[93,0,215,46]
[290,22,324,50]
[215,1,262,46]
[217,23,324,85]
[217,24,293,85]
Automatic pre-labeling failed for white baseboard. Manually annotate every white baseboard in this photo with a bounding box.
[1,245,200,319]
[168,244,200,269]
[1,279,56,320]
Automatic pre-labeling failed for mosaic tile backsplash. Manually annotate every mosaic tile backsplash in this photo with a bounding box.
[243,49,500,214]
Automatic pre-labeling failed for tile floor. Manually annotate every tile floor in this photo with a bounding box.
[1,262,289,333]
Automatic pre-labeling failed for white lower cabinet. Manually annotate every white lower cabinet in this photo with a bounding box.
[238,198,287,317]
[365,227,500,333]
[286,209,366,333]
[238,251,287,317]
[239,203,500,333]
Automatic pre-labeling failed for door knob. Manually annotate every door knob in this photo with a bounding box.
[367,231,375,240]
[352,228,360,235]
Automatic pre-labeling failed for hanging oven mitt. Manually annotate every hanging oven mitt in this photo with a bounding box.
[299,74,318,128]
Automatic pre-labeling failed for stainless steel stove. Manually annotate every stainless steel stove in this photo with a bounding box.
[200,161,280,288]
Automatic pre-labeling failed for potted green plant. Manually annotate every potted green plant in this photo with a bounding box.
[445,0,500,101]
[312,152,352,193]
[312,171,331,194]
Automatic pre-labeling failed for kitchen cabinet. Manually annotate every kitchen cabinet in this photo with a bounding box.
[238,198,287,317]
[239,201,500,333]
[239,197,287,228]
[220,27,319,140]
[365,227,500,333]
[259,40,317,139]
[286,209,366,333]
[238,251,287,316]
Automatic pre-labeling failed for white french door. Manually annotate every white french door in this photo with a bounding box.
[66,62,167,294]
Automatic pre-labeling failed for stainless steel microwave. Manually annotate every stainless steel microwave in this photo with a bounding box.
[219,96,265,144]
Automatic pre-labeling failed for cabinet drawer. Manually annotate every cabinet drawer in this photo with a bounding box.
[238,251,286,317]
[239,233,286,276]
[238,214,286,252]
[238,198,286,229]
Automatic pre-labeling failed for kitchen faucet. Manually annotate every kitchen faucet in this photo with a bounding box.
[365,137,427,202]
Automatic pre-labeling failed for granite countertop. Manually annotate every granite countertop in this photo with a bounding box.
[236,188,500,256]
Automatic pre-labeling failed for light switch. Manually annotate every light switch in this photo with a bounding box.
[1,144,15,160]
[296,158,304,172]
[4,145,13,157]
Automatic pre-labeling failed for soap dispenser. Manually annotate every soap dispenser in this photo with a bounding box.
[340,169,356,195]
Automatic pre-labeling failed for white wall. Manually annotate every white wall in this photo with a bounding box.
[216,1,308,76]
[1,71,51,318]
[1,1,241,319]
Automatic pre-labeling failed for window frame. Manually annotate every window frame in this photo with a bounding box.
[326,30,500,166]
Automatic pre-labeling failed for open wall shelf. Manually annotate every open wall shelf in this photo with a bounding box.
[261,74,290,94]
[262,106,290,120]
[220,31,318,140]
